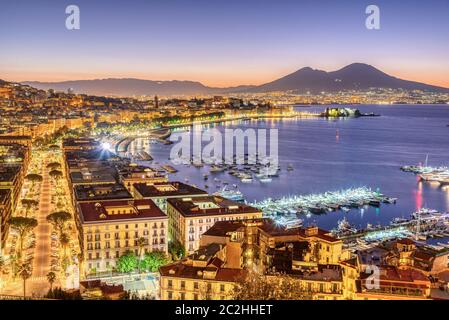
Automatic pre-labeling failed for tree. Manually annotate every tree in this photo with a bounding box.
[25,174,43,191]
[49,169,63,181]
[17,262,32,299]
[47,162,61,170]
[168,240,186,260]
[45,287,82,300]
[47,271,56,291]
[137,237,146,273]
[9,217,38,259]
[116,251,138,273]
[140,251,169,272]
[21,199,39,217]
[0,255,4,273]
[49,144,60,151]
[46,211,71,235]
[59,232,70,258]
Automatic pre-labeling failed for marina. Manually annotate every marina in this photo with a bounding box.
[331,207,449,251]
[252,186,396,218]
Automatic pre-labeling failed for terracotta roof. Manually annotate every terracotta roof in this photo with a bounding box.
[78,199,167,223]
[167,196,261,217]
[159,261,246,282]
[202,220,245,237]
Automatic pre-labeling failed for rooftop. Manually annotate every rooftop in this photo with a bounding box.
[134,181,207,198]
[70,171,117,185]
[74,183,133,202]
[63,138,100,150]
[159,260,245,282]
[78,199,167,223]
[167,196,261,217]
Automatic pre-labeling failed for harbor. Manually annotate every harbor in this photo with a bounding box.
[335,208,449,251]
[124,104,449,234]
[252,186,397,218]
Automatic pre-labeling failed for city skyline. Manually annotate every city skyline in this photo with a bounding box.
[1,0,449,87]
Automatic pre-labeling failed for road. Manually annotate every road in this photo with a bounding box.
[28,157,53,295]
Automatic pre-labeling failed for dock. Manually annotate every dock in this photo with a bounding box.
[161,165,178,173]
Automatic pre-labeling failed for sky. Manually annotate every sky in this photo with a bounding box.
[1,0,448,87]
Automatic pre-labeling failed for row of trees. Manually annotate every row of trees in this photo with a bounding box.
[116,250,169,274]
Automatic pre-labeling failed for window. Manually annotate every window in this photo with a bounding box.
[220,284,225,292]
[181,281,185,289]
[168,280,173,288]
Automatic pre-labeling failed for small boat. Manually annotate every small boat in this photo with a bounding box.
[259,176,272,183]
[210,165,225,173]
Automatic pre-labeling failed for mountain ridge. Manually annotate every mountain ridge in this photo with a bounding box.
[22,63,449,96]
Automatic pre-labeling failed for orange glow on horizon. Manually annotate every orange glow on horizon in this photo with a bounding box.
[2,66,449,89]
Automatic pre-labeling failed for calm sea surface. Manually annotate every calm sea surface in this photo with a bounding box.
[131,104,449,230]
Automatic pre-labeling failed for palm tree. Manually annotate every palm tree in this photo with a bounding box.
[46,211,71,235]
[17,262,32,299]
[0,255,5,274]
[8,217,38,259]
[137,237,146,273]
[46,271,56,291]
[59,233,70,258]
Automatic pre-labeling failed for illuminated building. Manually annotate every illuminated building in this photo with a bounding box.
[166,196,262,253]
[76,199,168,275]
[159,243,246,300]
[133,181,208,212]
[118,165,169,196]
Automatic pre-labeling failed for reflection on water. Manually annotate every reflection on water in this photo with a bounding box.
[415,180,423,211]
[128,104,449,230]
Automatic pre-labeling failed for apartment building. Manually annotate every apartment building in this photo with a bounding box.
[166,196,262,253]
[76,199,168,275]
[133,181,207,212]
